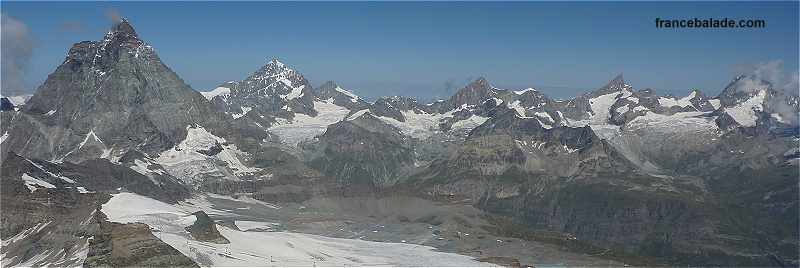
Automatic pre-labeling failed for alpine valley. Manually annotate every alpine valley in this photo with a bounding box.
[1,19,798,267]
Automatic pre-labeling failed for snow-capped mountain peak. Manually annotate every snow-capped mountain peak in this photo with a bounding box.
[249,58,303,83]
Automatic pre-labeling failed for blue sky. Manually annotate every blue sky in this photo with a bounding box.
[1,1,798,100]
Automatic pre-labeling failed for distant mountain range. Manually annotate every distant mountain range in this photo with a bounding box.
[1,19,797,267]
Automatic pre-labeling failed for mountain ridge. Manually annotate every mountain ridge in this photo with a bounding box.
[1,18,797,268]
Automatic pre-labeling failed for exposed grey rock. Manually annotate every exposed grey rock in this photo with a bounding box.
[185,211,229,244]
[304,112,414,188]
[314,81,371,111]
[84,211,198,268]
[0,97,14,111]
[370,97,406,122]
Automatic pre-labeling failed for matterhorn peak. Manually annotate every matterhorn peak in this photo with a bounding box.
[104,17,140,42]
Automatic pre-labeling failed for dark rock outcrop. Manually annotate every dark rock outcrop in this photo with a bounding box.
[85,212,198,267]
[184,211,229,244]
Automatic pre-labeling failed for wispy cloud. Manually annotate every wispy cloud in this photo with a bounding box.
[105,8,122,23]
[1,13,35,95]
[733,60,799,95]
[732,60,800,125]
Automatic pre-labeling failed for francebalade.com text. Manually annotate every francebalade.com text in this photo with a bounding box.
[655,17,766,28]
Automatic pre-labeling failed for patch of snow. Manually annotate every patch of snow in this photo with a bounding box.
[2,94,32,106]
[207,193,281,210]
[24,158,76,183]
[616,105,630,114]
[658,93,693,109]
[709,99,721,110]
[451,115,489,132]
[771,113,788,124]
[335,86,360,103]
[201,87,231,100]
[268,100,350,146]
[279,78,294,88]
[280,85,305,100]
[490,97,503,106]
[235,221,280,231]
[129,159,168,185]
[534,112,554,124]
[21,173,56,192]
[724,90,766,127]
[378,111,442,139]
[231,106,252,119]
[507,100,526,117]
[45,110,56,116]
[75,187,91,194]
[57,130,106,162]
[346,109,371,121]
[514,88,536,95]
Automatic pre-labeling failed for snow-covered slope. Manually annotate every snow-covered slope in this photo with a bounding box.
[268,100,351,146]
[101,192,492,267]
[200,86,231,100]
[723,89,767,127]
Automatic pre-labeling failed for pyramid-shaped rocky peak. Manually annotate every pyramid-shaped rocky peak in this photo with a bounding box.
[215,58,317,118]
[444,77,497,111]
[5,17,231,163]
[596,74,629,94]
[242,58,310,89]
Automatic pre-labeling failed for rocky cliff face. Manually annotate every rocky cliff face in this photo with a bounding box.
[84,212,198,268]
[304,112,415,188]
[0,19,236,164]
[184,211,229,244]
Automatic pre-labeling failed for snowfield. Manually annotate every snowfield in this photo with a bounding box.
[724,90,766,127]
[268,100,350,146]
[200,87,231,100]
[101,192,493,267]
